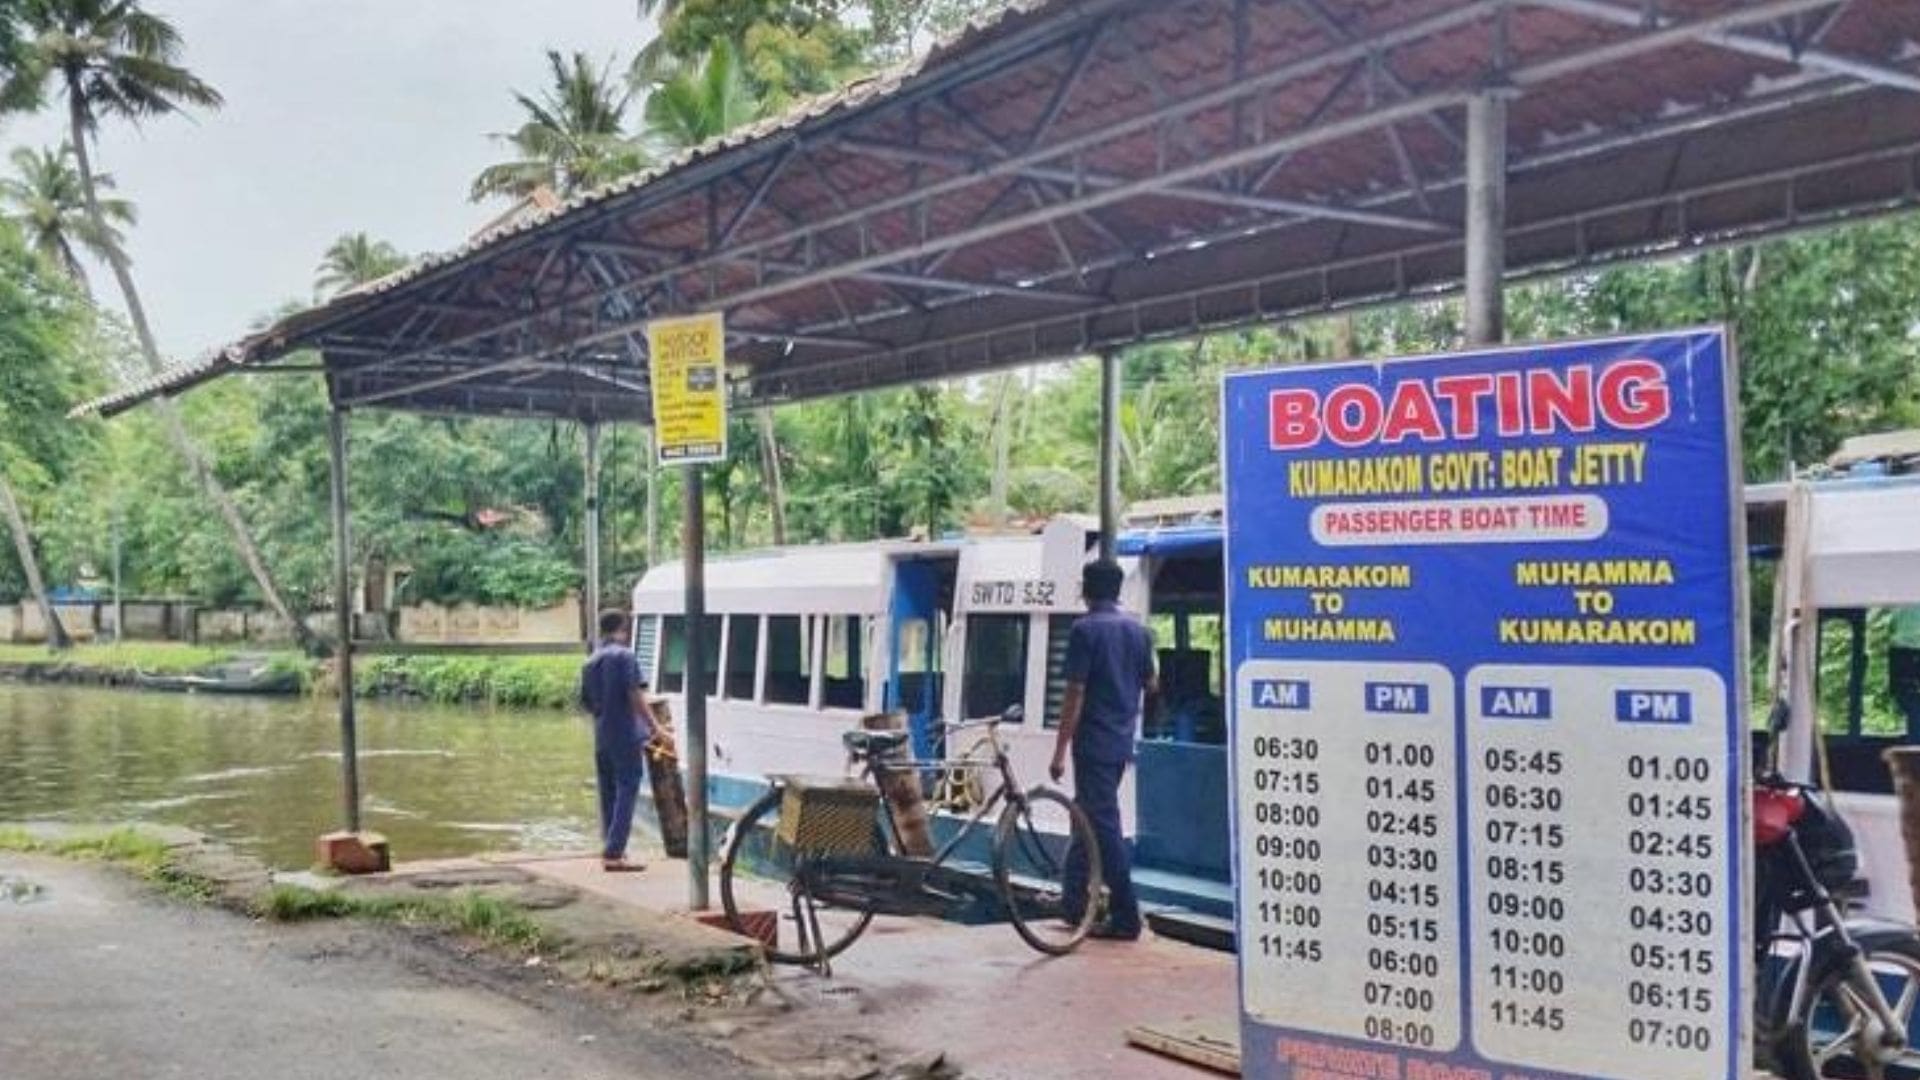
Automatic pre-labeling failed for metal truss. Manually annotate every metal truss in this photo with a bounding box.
[293,0,1918,417]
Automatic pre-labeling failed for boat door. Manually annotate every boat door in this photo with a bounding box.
[888,559,944,760]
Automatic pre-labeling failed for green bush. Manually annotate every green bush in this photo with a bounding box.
[355,654,581,710]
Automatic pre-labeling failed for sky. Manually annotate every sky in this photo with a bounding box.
[3,0,650,361]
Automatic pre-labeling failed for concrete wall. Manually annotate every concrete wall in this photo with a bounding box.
[193,609,339,645]
[393,593,580,644]
[116,602,180,639]
[1,596,575,646]
[14,603,100,643]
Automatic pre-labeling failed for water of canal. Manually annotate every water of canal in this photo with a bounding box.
[0,682,600,868]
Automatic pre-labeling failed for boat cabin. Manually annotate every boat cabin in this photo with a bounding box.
[1755,431,1920,923]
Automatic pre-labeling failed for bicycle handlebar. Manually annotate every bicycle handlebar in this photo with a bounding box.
[940,706,1025,733]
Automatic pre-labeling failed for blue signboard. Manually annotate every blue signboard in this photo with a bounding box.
[1221,330,1745,1080]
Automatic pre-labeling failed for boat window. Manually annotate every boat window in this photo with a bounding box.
[725,615,760,701]
[823,615,867,711]
[765,615,813,706]
[661,615,720,697]
[659,616,686,694]
[893,616,943,716]
[963,614,1029,721]
[634,615,659,685]
[1043,615,1075,729]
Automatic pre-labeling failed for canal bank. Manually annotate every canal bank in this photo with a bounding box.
[0,642,589,710]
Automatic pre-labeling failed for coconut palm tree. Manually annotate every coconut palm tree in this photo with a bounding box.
[0,143,133,297]
[641,40,759,152]
[0,470,69,650]
[470,51,646,203]
[315,231,406,298]
[6,0,323,653]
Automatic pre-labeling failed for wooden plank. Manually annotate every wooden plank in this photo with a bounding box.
[1126,1016,1241,1076]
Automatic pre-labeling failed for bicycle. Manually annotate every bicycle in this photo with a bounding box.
[717,705,1102,973]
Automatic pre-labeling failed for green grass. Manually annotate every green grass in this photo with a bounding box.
[0,642,307,676]
[254,883,549,950]
[0,826,215,901]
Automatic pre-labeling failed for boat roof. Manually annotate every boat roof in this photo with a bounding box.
[633,538,960,615]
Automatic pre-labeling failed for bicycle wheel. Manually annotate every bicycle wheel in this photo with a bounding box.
[1770,927,1920,1080]
[993,785,1100,955]
[719,787,877,966]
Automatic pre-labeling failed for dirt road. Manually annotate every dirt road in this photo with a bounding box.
[0,854,770,1080]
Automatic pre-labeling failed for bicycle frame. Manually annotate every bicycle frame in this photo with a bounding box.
[856,719,1030,871]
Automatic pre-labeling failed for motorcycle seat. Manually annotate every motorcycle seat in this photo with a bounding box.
[843,729,911,757]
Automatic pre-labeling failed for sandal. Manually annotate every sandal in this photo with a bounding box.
[602,858,647,873]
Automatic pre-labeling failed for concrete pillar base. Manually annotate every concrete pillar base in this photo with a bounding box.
[317,831,391,875]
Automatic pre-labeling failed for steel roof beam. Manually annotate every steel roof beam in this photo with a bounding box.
[856,269,1103,304]
[302,0,1852,392]
[768,70,1882,350]
[833,136,1456,233]
[417,0,1847,378]
[320,0,1506,381]
[749,138,1920,404]
[1523,0,1920,92]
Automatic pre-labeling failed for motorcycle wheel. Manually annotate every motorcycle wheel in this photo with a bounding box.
[1771,927,1920,1080]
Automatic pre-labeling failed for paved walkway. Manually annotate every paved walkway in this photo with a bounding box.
[0,853,766,1080]
[452,850,1240,1080]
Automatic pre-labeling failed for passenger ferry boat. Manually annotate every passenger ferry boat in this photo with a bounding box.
[1750,432,1920,925]
[630,506,1235,917]
[630,432,1920,929]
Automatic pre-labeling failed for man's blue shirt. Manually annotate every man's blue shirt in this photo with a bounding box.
[581,642,650,751]
[1064,600,1155,764]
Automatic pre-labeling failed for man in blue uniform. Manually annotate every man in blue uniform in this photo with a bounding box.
[1050,560,1156,940]
[581,610,651,872]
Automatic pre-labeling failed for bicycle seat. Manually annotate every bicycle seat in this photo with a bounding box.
[843,729,911,757]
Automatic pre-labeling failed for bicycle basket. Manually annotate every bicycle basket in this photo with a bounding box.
[777,778,881,855]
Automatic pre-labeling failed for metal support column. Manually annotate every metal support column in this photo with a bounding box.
[1097,350,1121,563]
[327,406,362,834]
[682,466,710,909]
[583,422,603,642]
[110,503,123,643]
[1464,91,1510,346]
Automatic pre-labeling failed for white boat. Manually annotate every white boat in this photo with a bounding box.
[631,514,1235,916]
[1756,431,1920,925]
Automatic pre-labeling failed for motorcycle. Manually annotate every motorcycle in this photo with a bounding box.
[1756,704,1920,1079]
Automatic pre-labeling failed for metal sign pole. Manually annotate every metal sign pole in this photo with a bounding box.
[1464,90,1510,346]
[682,465,710,909]
[1098,349,1122,562]
[645,310,726,911]
[327,405,362,834]
[583,421,603,645]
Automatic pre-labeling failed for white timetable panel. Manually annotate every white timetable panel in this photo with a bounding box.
[1466,664,1733,1080]
[1236,659,1461,1053]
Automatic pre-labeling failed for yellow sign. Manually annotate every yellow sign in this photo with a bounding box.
[646,312,727,465]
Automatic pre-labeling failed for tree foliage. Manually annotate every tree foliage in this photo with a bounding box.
[0,218,103,601]
[1,0,1915,623]
[470,50,646,202]
[314,231,406,298]
[0,143,134,296]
